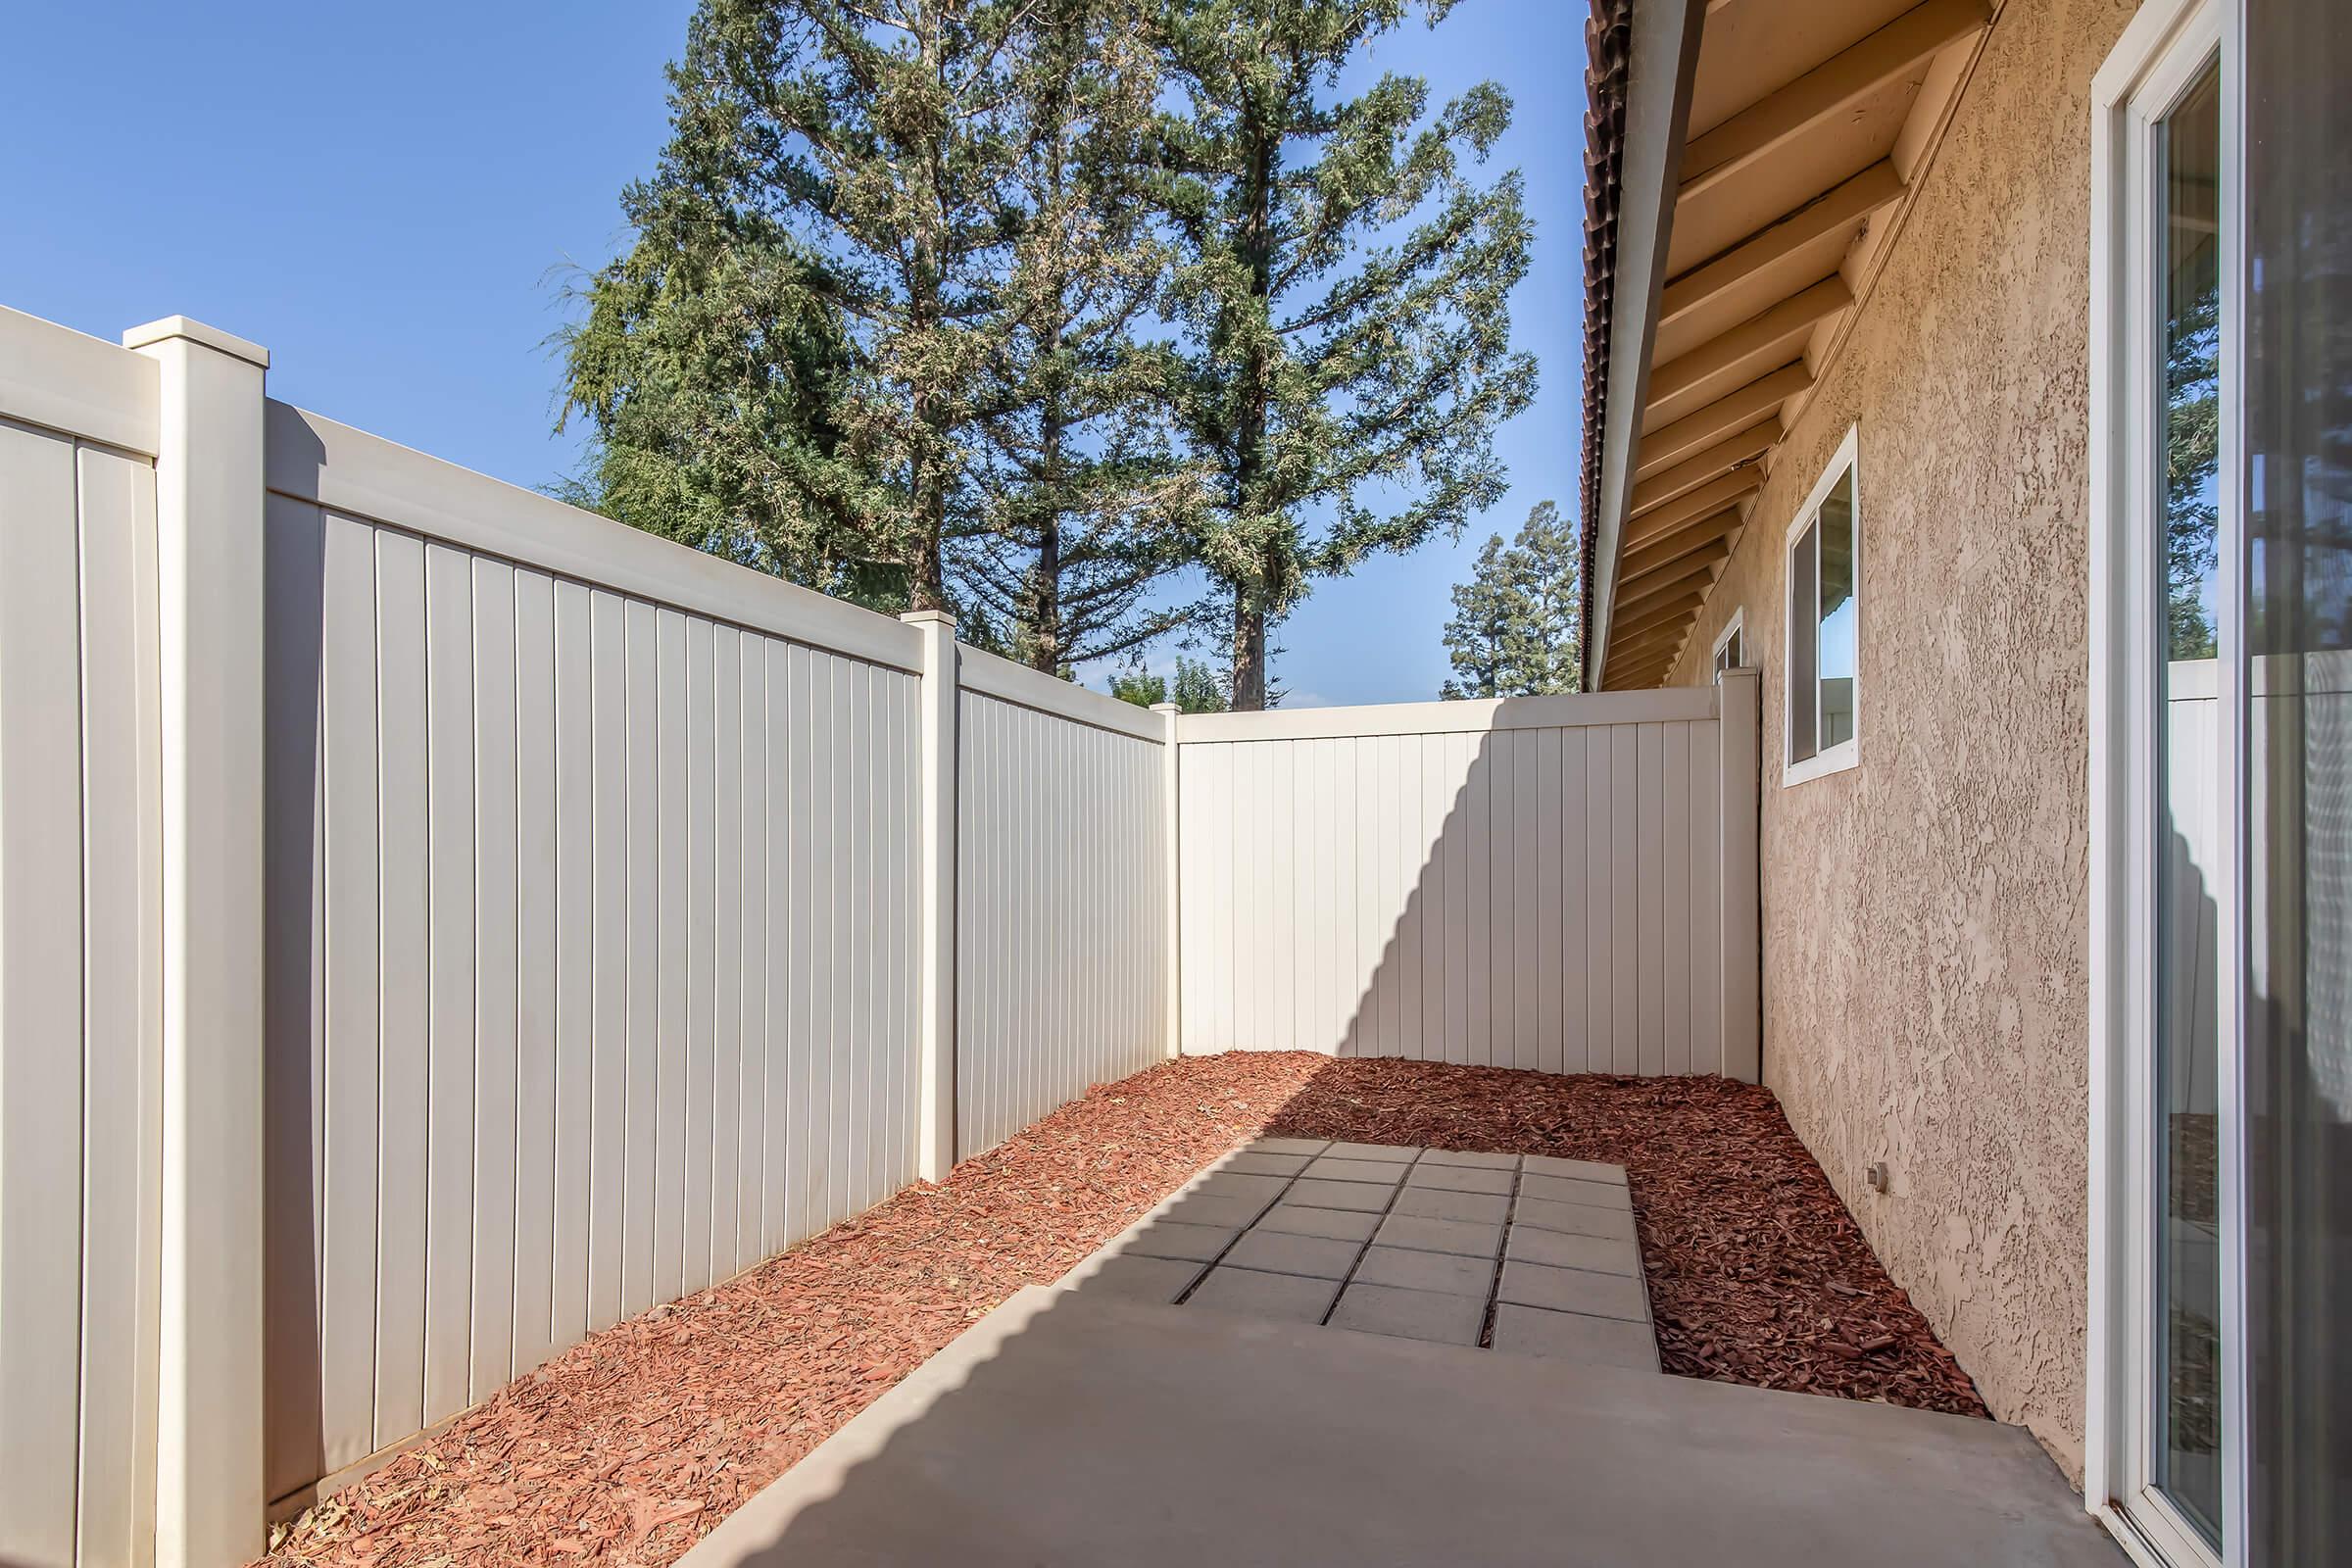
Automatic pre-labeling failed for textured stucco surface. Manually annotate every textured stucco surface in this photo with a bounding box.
[1659,0,2138,1481]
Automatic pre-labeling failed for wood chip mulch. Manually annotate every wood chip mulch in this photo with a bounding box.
[262,1053,1984,1568]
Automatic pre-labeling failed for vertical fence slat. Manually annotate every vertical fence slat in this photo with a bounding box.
[370,530,430,1448]
[0,422,87,1568]
[420,542,476,1428]
[550,580,594,1349]
[512,567,559,1376]
[317,514,381,1473]
[74,443,165,1566]
[466,558,518,1402]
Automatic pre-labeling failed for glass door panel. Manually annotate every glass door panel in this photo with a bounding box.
[2151,53,2226,1547]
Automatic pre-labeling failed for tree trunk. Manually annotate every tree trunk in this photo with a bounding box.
[1227,117,1279,711]
[1231,598,1266,710]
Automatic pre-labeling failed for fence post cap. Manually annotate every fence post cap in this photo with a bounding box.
[1148,702,1180,714]
[122,315,270,368]
[898,608,956,629]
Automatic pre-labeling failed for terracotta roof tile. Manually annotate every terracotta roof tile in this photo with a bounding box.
[1578,0,1634,690]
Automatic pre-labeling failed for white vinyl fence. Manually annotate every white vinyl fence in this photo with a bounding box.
[0,318,166,1568]
[0,304,1756,1568]
[954,660,1171,1158]
[1177,690,1760,1077]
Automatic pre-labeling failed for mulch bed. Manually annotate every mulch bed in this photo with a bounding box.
[262,1054,1983,1568]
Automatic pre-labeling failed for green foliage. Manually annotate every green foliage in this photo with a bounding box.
[1438,499,1580,699]
[964,0,1211,668]
[2166,281,2221,661]
[1108,656,1228,711]
[1156,0,1538,707]
[555,172,899,601]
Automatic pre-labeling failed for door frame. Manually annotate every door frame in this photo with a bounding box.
[2085,0,2247,1563]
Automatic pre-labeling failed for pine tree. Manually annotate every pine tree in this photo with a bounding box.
[967,1,1209,670]
[567,0,1045,612]
[1156,0,1537,709]
[1439,499,1580,698]
[556,163,897,601]
[1109,656,1229,711]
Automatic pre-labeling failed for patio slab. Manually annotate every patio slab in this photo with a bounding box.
[682,1286,2121,1568]
[1078,1146,1663,1371]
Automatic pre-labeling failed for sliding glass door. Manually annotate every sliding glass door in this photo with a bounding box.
[2097,2,2349,1562]
[2241,0,2351,1559]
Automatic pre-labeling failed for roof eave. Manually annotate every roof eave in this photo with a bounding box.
[1578,0,1707,692]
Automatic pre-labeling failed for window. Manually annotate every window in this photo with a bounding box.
[1782,427,1860,783]
[1711,610,1745,681]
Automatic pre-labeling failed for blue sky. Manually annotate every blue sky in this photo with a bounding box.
[2,2,1584,708]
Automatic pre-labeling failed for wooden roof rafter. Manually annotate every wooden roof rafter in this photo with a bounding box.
[1581,0,1999,690]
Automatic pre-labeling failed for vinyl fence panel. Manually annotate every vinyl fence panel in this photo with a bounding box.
[1175,690,1755,1079]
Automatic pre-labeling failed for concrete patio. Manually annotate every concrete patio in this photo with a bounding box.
[679,1135,2120,1567]
[1065,1138,1659,1366]
[680,1281,2120,1567]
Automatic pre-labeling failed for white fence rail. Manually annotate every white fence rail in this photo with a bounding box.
[0,305,1759,1568]
[1177,689,1760,1077]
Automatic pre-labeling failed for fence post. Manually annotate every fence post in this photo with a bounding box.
[904,610,959,1180]
[1717,665,1762,1083]
[125,318,270,1568]
[1151,704,1183,1058]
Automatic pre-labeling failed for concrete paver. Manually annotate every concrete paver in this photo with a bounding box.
[1222,1151,1313,1177]
[1067,1148,1670,1378]
[1520,1171,1631,1208]
[1121,1221,1243,1263]
[1497,1260,1649,1322]
[1417,1149,1517,1170]
[1523,1154,1628,1185]
[1489,1303,1659,1369]
[1246,1137,1331,1156]
[1286,1178,1394,1213]
[1350,1245,1495,1298]
[1186,1266,1341,1324]
[1390,1186,1511,1224]
[1373,1213,1503,1258]
[1254,1204,1382,1243]
[1329,1283,1487,1347]
[1322,1142,1421,1160]
[1301,1155,1407,1184]
[1405,1162,1515,1196]
[1511,1195,1636,1241]
[1221,1230,1363,1280]
[1072,1253,1203,1303]
[1504,1226,1640,1276]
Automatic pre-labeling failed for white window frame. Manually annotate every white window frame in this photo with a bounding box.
[2085,0,2245,1565]
[1711,609,1746,681]
[1780,425,1862,786]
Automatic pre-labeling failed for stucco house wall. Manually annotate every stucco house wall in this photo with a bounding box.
[1660,0,2138,1480]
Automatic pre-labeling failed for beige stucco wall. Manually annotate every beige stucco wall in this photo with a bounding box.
[1658,0,2138,1481]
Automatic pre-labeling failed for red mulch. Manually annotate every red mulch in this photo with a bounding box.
[1257,1057,1990,1415]
[262,1054,1984,1568]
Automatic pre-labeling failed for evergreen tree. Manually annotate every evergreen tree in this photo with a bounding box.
[968,1,1210,670]
[1439,499,1579,698]
[556,167,899,601]
[1109,656,1229,711]
[566,0,1043,613]
[1156,0,1537,709]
